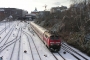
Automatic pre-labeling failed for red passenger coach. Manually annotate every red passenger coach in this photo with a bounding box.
[30,22,61,52]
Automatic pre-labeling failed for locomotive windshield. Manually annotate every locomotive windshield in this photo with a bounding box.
[50,36,59,40]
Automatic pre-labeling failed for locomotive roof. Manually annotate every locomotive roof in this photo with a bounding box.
[44,31,59,37]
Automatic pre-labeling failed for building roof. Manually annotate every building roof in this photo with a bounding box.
[51,6,67,10]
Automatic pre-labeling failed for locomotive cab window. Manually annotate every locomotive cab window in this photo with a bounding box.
[50,36,59,40]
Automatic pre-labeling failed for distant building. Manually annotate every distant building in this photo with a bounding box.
[31,8,50,19]
[31,8,39,15]
[25,14,37,20]
[50,6,67,13]
[38,11,50,18]
[0,8,28,21]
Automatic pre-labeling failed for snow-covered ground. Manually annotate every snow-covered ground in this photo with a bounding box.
[0,20,89,60]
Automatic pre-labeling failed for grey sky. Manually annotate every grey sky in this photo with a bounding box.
[0,0,71,13]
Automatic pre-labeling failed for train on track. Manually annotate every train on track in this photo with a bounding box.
[30,22,61,52]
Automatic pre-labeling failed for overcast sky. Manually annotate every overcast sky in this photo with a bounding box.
[0,0,71,13]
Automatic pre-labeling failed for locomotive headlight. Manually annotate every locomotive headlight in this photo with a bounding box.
[50,43,54,46]
[50,42,54,46]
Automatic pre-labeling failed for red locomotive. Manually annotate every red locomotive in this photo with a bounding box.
[30,22,61,52]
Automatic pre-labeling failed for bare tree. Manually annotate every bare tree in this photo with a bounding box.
[70,0,88,4]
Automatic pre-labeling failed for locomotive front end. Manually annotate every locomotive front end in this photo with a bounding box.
[49,36,61,52]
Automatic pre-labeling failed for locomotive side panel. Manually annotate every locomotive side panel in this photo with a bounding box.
[43,31,51,47]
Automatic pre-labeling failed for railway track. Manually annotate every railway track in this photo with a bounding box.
[0,28,21,53]
[10,38,20,60]
[23,32,34,60]
[62,42,89,60]
[23,31,41,60]
[17,36,21,60]
[0,21,18,35]
[52,53,63,60]
[58,52,65,60]
[9,28,22,60]
[0,21,20,53]
[0,24,11,35]
[0,25,16,50]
